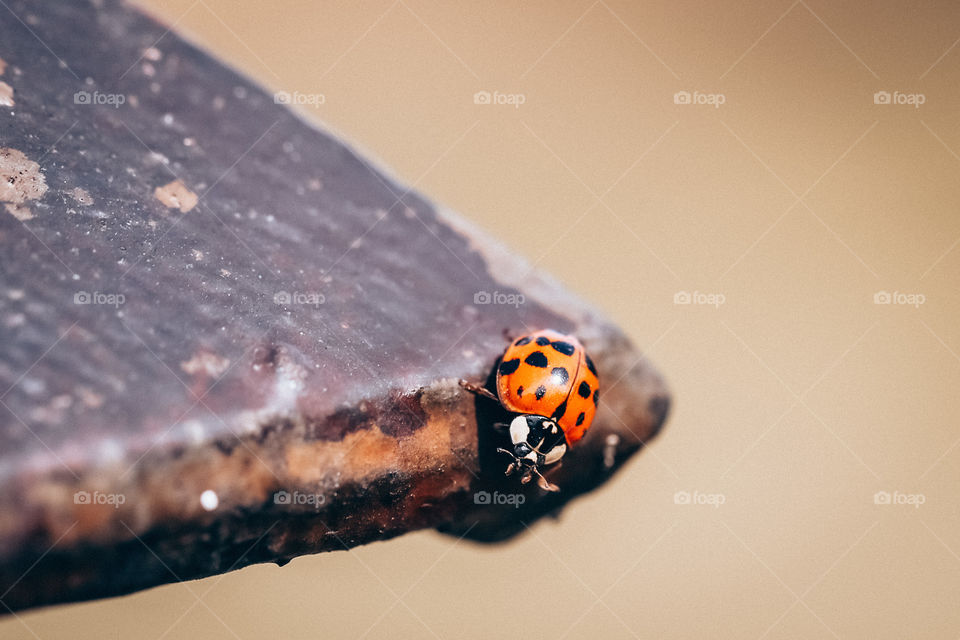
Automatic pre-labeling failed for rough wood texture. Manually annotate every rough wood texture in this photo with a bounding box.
[0,0,670,613]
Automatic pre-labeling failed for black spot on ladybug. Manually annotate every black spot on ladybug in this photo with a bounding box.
[535,336,551,346]
[535,385,547,400]
[514,336,531,346]
[499,358,521,375]
[551,399,567,420]
[586,354,598,376]
[551,367,569,384]
[593,389,599,406]
[576,412,585,426]
[551,341,576,356]
[578,380,591,398]
[524,351,548,368]
[517,385,524,397]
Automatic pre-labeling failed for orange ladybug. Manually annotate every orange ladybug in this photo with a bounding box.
[459,329,599,492]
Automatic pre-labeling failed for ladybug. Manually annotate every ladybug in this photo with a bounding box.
[459,329,599,492]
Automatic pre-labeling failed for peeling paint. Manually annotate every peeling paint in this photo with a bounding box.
[154,179,197,213]
[0,81,13,107]
[4,203,33,221]
[180,350,230,377]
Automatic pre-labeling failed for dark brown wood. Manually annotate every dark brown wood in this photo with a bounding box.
[0,0,670,613]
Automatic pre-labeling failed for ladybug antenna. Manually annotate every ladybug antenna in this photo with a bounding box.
[458,379,499,403]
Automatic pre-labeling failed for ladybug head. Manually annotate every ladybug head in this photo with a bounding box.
[507,415,567,468]
[495,414,566,493]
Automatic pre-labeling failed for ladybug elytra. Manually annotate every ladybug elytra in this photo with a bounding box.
[460,329,600,492]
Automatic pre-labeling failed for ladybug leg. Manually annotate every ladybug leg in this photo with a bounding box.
[496,447,519,476]
[458,379,499,403]
[527,464,559,492]
[535,473,560,493]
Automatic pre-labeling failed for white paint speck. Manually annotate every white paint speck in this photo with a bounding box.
[200,489,219,511]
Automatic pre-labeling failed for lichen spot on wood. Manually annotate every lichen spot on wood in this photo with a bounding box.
[68,187,93,206]
[154,179,198,213]
[0,148,47,205]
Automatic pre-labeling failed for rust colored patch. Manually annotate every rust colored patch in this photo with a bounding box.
[4,203,33,221]
[0,148,47,205]
[285,410,467,486]
[0,58,6,75]
[0,81,13,107]
[379,389,427,437]
[312,405,373,441]
[154,179,198,213]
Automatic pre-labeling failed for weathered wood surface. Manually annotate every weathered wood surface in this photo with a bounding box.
[0,0,670,613]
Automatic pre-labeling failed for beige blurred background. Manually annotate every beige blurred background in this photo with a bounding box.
[5,1,960,638]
